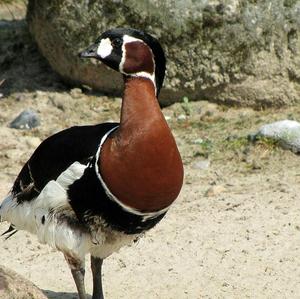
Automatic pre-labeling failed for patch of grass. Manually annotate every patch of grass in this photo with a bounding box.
[190,121,211,130]
[223,135,280,153]
[181,96,192,116]
[253,136,280,151]
[193,138,213,158]
[223,136,249,152]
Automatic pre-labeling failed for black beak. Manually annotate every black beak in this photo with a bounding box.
[78,43,98,58]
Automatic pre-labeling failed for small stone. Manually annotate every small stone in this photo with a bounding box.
[164,115,172,121]
[192,159,210,170]
[14,93,26,101]
[177,114,187,121]
[193,138,204,144]
[70,88,82,98]
[118,259,126,268]
[34,91,47,98]
[49,93,66,111]
[205,185,226,197]
[9,109,40,130]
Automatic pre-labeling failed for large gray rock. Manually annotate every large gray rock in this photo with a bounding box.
[0,265,47,299]
[27,0,300,107]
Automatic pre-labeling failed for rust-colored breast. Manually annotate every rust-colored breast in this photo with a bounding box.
[99,78,183,212]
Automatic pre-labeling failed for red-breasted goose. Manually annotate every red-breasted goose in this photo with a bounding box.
[0,28,184,299]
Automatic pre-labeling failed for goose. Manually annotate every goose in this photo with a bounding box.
[0,28,184,299]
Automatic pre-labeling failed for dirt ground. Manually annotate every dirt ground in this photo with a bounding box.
[0,2,300,299]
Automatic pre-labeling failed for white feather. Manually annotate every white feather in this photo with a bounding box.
[56,161,87,189]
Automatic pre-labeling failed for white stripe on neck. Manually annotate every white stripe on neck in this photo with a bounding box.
[130,71,155,83]
[95,126,170,221]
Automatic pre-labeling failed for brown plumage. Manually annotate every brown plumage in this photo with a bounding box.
[100,77,183,212]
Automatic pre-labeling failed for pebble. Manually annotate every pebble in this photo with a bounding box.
[193,138,204,144]
[34,90,47,98]
[205,185,226,197]
[14,93,26,101]
[70,88,83,98]
[192,159,210,170]
[49,93,66,111]
[177,114,187,121]
[9,109,40,130]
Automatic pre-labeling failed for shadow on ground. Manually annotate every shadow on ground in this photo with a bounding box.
[0,18,67,96]
[43,290,92,299]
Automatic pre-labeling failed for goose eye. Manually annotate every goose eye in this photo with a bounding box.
[112,38,122,48]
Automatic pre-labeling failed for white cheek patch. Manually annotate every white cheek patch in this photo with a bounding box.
[97,38,113,58]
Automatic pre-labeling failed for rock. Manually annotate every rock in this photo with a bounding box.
[177,114,187,121]
[9,109,40,130]
[13,93,26,102]
[70,87,82,99]
[205,185,226,197]
[192,159,210,170]
[27,0,300,107]
[198,102,220,120]
[193,138,204,145]
[255,120,300,153]
[0,265,47,299]
[49,93,68,111]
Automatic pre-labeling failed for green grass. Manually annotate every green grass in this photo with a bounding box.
[223,136,249,152]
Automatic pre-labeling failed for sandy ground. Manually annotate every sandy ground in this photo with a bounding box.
[1,2,300,299]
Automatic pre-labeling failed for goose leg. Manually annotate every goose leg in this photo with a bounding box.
[71,268,87,299]
[64,254,87,299]
[91,256,104,299]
